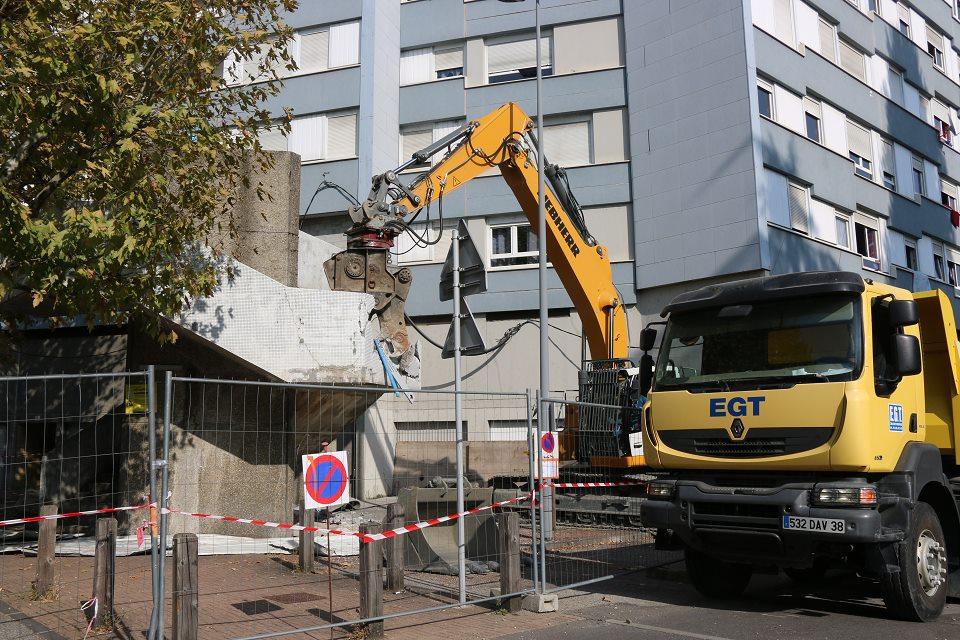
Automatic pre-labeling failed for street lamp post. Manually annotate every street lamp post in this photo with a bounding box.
[498,0,553,554]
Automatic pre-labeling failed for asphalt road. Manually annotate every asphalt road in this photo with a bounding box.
[506,562,960,640]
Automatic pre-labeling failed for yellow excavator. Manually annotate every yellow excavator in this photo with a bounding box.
[324,102,650,471]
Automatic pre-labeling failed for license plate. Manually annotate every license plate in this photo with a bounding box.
[782,515,845,534]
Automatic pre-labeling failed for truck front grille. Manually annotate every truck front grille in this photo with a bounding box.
[690,502,782,530]
[659,427,833,458]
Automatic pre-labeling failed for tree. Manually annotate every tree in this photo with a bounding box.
[0,0,296,338]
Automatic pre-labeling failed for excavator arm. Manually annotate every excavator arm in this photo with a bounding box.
[324,102,628,361]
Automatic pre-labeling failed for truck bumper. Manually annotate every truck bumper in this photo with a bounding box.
[641,479,902,566]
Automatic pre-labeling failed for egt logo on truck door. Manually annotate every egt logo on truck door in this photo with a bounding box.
[709,396,766,442]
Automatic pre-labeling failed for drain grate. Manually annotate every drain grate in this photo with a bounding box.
[266,592,324,605]
[232,600,283,615]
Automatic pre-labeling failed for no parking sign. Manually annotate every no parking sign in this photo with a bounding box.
[538,432,559,480]
[302,451,351,510]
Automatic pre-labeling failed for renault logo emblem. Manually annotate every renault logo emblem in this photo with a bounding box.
[730,418,746,440]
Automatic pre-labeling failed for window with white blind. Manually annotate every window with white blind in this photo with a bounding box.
[905,239,919,270]
[543,119,591,167]
[400,126,432,169]
[897,2,911,37]
[933,240,947,280]
[887,66,904,104]
[279,112,358,163]
[400,45,464,85]
[225,20,359,84]
[804,97,821,142]
[818,18,837,63]
[941,179,959,212]
[490,223,538,268]
[392,224,438,265]
[486,34,552,84]
[258,125,288,152]
[846,121,873,179]
[787,183,810,233]
[854,213,881,271]
[839,40,867,82]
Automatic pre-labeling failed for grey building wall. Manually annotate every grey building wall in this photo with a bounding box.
[624,0,764,291]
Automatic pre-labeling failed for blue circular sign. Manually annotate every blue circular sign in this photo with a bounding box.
[541,433,556,454]
[305,455,348,505]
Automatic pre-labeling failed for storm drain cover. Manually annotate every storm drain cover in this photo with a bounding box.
[266,592,323,605]
[232,600,283,615]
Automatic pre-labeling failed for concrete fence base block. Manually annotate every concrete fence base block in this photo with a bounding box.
[521,593,559,613]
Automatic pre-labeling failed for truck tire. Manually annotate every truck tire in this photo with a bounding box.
[880,501,948,622]
[685,546,753,598]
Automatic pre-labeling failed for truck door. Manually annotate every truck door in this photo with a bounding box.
[869,295,923,466]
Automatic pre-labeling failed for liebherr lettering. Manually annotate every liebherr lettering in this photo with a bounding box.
[546,199,580,256]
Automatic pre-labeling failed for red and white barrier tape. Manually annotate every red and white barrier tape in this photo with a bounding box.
[550,481,648,489]
[0,502,155,528]
[163,491,534,543]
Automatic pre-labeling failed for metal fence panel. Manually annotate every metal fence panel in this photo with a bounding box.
[0,371,156,639]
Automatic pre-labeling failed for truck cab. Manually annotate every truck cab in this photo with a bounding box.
[640,271,960,621]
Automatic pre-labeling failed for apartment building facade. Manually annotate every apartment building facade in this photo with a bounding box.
[239,0,960,401]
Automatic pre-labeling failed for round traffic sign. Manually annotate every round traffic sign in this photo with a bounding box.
[305,454,348,506]
[541,432,556,454]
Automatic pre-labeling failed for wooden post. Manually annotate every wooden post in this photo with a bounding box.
[497,512,521,613]
[172,533,199,640]
[299,508,315,573]
[92,517,117,627]
[383,502,404,592]
[34,504,57,597]
[358,522,383,639]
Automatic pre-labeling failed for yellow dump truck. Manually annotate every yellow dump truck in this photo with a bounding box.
[639,271,960,621]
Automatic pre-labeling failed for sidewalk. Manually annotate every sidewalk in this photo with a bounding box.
[0,551,571,640]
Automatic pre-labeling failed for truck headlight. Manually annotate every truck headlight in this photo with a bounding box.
[647,482,675,499]
[813,486,878,507]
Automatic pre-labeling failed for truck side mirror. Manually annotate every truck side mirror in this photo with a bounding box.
[640,327,658,352]
[888,299,919,327]
[892,334,922,376]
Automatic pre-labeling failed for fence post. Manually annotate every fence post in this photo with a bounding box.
[359,522,383,639]
[384,502,404,592]
[93,517,117,627]
[299,508,315,573]
[172,533,199,640]
[497,512,521,613]
[34,504,57,598]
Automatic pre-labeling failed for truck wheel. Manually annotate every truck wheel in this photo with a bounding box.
[685,546,753,598]
[880,502,948,622]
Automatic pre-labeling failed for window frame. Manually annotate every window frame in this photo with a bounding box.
[489,221,540,270]
[905,239,919,271]
[835,213,852,249]
[933,240,947,281]
[853,213,881,272]
[757,79,775,119]
[485,32,554,85]
[912,156,926,199]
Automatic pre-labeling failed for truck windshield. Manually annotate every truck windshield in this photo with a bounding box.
[654,295,862,391]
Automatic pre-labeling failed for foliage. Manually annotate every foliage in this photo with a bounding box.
[0,0,296,337]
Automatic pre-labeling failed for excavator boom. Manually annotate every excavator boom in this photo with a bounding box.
[324,103,628,361]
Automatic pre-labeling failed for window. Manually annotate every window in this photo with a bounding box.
[788,183,810,233]
[839,40,867,83]
[933,241,946,280]
[949,259,960,287]
[490,223,538,268]
[392,224,437,265]
[400,45,464,85]
[942,181,959,213]
[836,214,851,249]
[543,119,591,167]
[818,19,837,63]
[298,28,330,74]
[928,27,945,70]
[912,156,926,199]
[804,98,821,142]
[880,139,896,190]
[275,112,357,163]
[897,2,911,37]
[757,80,774,118]
[486,34,552,84]
[399,126,433,169]
[887,66,904,104]
[847,121,873,179]
[935,116,953,145]
[434,46,464,79]
[905,241,919,270]
[854,214,881,271]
